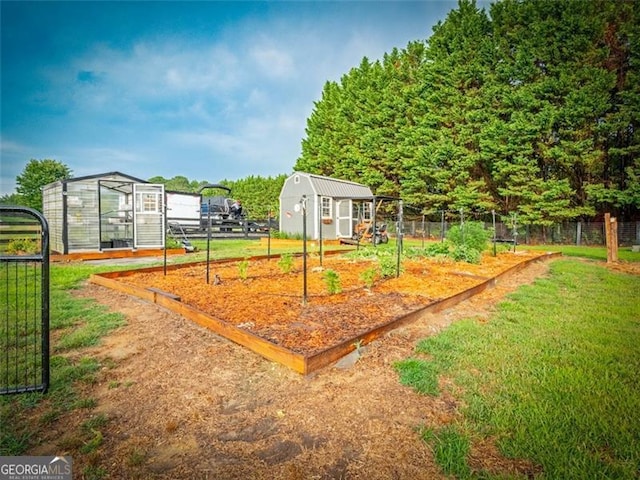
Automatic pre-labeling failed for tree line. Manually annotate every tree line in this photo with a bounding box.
[295,0,640,224]
[148,174,286,219]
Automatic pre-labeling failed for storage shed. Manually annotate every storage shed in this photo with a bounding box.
[42,172,165,254]
[279,172,374,240]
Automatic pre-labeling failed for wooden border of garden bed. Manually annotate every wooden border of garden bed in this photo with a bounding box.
[89,251,560,375]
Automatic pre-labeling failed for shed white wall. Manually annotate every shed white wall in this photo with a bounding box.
[279,172,375,240]
[279,175,320,239]
[166,192,201,228]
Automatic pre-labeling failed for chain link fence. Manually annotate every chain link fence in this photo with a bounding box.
[388,216,640,247]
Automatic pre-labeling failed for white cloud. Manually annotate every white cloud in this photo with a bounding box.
[250,44,295,79]
[0,137,27,155]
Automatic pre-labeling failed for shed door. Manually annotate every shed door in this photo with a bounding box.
[336,200,352,238]
[133,184,165,248]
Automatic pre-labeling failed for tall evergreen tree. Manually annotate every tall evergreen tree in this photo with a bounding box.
[405,0,496,213]
[295,0,640,222]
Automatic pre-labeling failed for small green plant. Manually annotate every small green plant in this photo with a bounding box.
[127,447,147,467]
[378,252,401,278]
[74,398,97,409]
[433,221,492,264]
[6,238,39,255]
[423,242,451,258]
[359,267,378,288]
[78,414,108,455]
[451,244,482,264]
[323,269,342,294]
[82,413,108,431]
[165,237,182,249]
[80,429,103,454]
[82,465,107,480]
[278,253,294,273]
[237,259,249,280]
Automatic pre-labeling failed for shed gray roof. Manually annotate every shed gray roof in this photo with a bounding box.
[42,171,148,190]
[304,173,373,198]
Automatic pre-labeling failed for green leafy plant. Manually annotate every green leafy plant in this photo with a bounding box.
[451,244,482,264]
[446,221,491,253]
[6,238,40,255]
[378,252,401,278]
[237,259,249,280]
[165,237,182,249]
[127,447,147,467]
[424,242,451,257]
[278,253,294,273]
[359,267,378,288]
[323,269,342,294]
[436,221,492,264]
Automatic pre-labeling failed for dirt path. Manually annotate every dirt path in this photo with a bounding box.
[50,260,551,479]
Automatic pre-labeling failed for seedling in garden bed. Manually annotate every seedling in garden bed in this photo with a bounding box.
[238,259,249,280]
[378,252,401,278]
[360,267,378,288]
[323,269,342,294]
[278,253,294,273]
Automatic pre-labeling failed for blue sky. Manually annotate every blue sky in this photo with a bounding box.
[1,1,486,195]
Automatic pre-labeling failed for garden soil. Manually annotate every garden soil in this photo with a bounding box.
[33,254,560,479]
[102,251,548,356]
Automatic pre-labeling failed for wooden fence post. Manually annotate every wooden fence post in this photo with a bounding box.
[611,216,618,263]
[605,213,618,263]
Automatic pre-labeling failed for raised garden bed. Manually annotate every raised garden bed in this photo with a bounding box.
[90,250,558,374]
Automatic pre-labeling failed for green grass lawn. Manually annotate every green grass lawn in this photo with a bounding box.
[525,244,640,262]
[396,259,640,479]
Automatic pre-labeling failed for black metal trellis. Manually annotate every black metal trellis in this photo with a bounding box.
[0,206,50,395]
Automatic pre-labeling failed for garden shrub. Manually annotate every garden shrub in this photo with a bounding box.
[378,251,402,278]
[446,221,491,252]
[6,238,40,255]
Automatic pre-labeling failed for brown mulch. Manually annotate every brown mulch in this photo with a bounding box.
[110,251,547,355]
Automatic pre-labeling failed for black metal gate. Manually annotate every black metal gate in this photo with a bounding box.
[0,206,50,395]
